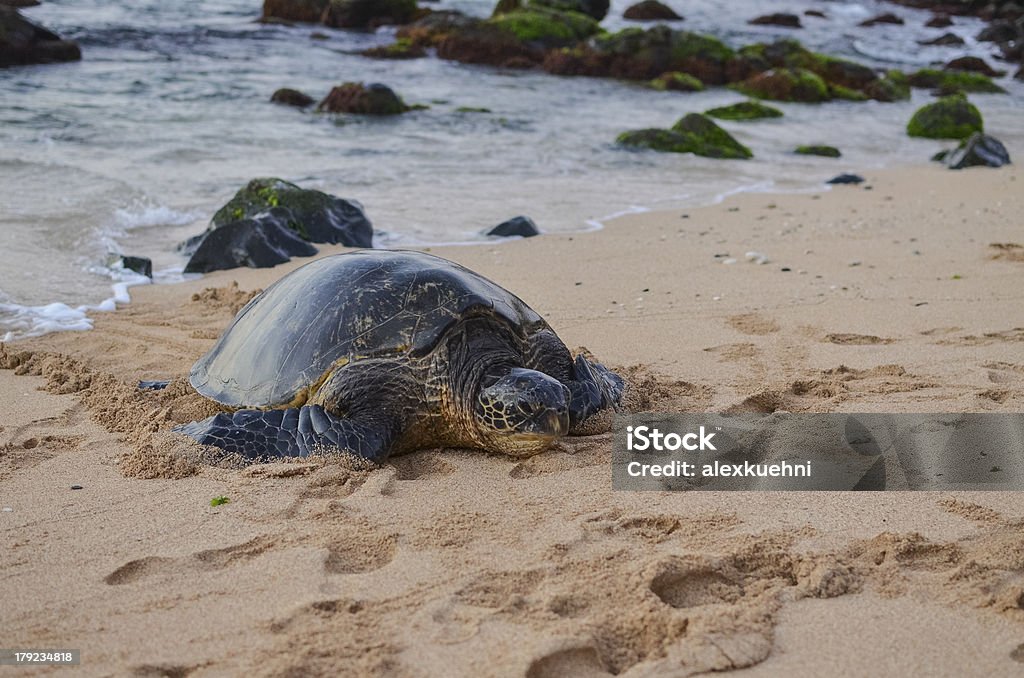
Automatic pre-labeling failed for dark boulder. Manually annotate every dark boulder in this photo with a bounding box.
[0,7,81,67]
[944,56,1004,77]
[733,67,829,102]
[704,100,782,120]
[120,256,153,278]
[323,0,419,28]
[918,32,964,46]
[827,174,864,184]
[0,0,42,6]
[804,10,826,18]
[943,132,1011,169]
[317,82,410,115]
[262,0,329,23]
[185,209,319,274]
[487,215,540,237]
[616,114,752,159]
[623,1,681,21]
[860,13,903,27]
[926,14,952,28]
[748,13,802,28]
[271,88,315,107]
[977,19,1020,43]
[181,178,373,273]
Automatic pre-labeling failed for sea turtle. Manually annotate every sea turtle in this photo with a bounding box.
[176,250,624,462]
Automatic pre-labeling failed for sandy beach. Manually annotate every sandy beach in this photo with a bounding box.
[2,162,1023,676]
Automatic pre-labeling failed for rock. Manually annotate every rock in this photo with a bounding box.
[487,7,600,48]
[804,10,826,18]
[487,215,540,237]
[262,0,329,23]
[396,9,478,46]
[906,93,983,140]
[944,56,1004,77]
[944,132,1011,169]
[616,114,752,159]
[180,177,373,272]
[528,0,609,22]
[926,14,952,28]
[1017,65,1024,81]
[827,173,864,184]
[704,100,782,120]
[271,88,315,107]
[317,82,410,115]
[623,0,681,21]
[977,19,1020,43]
[360,38,426,59]
[185,209,319,274]
[0,7,82,67]
[650,71,703,91]
[860,13,903,27]
[748,13,802,28]
[0,1,41,6]
[436,22,537,67]
[732,67,829,102]
[120,256,153,278]
[918,32,964,46]
[907,68,1005,93]
[322,0,419,29]
[795,145,840,157]
[862,70,910,102]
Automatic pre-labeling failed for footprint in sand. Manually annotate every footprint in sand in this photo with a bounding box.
[323,529,397,574]
[526,646,613,678]
[824,333,893,345]
[391,451,456,481]
[649,562,744,608]
[704,342,760,362]
[104,535,286,585]
[726,313,780,336]
[130,663,199,678]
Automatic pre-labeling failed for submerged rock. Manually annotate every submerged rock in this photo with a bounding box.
[733,67,829,102]
[704,100,782,120]
[487,215,541,237]
[318,82,410,115]
[748,13,802,28]
[182,178,373,273]
[860,13,903,27]
[617,114,752,159]
[261,0,329,23]
[271,88,315,107]
[906,93,983,140]
[827,173,864,185]
[623,1,681,21]
[795,145,840,157]
[918,32,964,46]
[650,71,703,91]
[324,0,419,28]
[0,7,81,67]
[360,38,426,59]
[926,14,952,28]
[944,56,1003,77]
[943,133,1011,169]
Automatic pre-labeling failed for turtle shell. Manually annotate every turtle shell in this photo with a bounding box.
[189,250,548,408]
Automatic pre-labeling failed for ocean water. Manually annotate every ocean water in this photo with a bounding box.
[1,0,1022,339]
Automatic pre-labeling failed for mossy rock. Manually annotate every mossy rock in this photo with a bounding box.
[795,145,841,157]
[705,100,782,120]
[360,38,426,59]
[487,7,599,46]
[906,93,983,140]
[732,67,829,102]
[862,70,910,102]
[617,128,693,153]
[317,82,410,115]
[262,0,330,23]
[906,68,1006,94]
[591,27,734,83]
[527,0,609,21]
[650,71,704,92]
[670,114,751,158]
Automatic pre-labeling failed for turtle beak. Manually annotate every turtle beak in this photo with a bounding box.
[534,408,568,438]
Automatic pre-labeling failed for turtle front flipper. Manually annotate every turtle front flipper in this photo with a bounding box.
[174,406,394,462]
[566,355,625,431]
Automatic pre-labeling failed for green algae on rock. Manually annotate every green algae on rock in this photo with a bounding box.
[528,0,609,21]
[488,6,599,46]
[650,71,704,92]
[795,145,841,157]
[705,100,782,120]
[906,94,983,140]
[617,114,752,159]
[906,68,1007,94]
[732,67,829,102]
[360,38,426,59]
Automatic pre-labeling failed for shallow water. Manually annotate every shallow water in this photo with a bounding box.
[1,0,1022,338]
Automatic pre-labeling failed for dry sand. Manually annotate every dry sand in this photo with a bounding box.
[1,163,1023,677]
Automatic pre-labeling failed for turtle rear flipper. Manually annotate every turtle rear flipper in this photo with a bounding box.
[174,406,393,462]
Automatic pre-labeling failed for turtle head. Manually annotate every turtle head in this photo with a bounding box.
[474,368,570,456]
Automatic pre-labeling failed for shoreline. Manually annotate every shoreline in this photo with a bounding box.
[2,161,1023,676]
